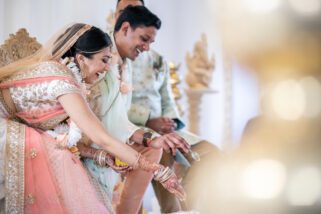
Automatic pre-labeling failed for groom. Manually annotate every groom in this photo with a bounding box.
[87,5,182,214]
[116,1,221,213]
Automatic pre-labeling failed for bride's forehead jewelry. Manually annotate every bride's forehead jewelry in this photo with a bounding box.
[75,48,105,54]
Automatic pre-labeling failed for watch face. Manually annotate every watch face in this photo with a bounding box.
[143,132,153,147]
[144,132,153,138]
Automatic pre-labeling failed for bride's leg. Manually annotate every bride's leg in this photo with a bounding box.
[116,144,162,214]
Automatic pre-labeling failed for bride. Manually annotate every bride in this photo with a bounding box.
[0,23,185,213]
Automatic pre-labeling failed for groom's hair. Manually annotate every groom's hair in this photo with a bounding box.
[114,5,161,32]
[117,0,145,6]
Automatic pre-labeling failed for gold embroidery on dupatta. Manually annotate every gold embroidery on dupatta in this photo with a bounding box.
[3,61,74,83]
[0,91,14,118]
[29,148,37,159]
[16,113,68,131]
[5,121,25,214]
[36,114,68,130]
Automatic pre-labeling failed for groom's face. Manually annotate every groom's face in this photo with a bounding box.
[117,22,157,60]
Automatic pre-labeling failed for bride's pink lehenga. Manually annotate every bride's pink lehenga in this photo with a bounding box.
[0,61,113,213]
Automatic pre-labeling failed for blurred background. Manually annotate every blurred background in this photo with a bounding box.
[1,0,321,213]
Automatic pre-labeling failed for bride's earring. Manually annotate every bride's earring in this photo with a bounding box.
[79,62,87,80]
[75,54,88,82]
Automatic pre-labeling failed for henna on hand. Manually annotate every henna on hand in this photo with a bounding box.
[77,143,96,158]
[78,144,132,173]
[134,154,186,201]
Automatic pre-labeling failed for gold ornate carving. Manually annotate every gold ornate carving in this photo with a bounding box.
[185,88,216,134]
[169,62,184,116]
[169,62,182,100]
[0,28,41,67]
[106,10,115,31]
[185,34,215,89]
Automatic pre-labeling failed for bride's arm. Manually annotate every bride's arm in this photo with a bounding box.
[58,93,186,200]
[58,93,139,165]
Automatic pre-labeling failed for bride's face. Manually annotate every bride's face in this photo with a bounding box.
[79,47,112,84]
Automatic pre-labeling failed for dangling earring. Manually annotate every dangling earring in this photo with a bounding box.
[79,62,87,81]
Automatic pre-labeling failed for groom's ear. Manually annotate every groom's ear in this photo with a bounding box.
[120,21,130,36]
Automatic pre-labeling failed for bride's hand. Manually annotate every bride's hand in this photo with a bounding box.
[157,169,186,201]
[103,153,133,173]
[78,143,132,173]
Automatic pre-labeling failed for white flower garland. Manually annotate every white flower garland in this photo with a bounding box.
[47,58,84,148]
[66,59,83,84]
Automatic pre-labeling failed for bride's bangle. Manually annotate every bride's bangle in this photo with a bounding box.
[132,154,174,183]
[93,150,108,167]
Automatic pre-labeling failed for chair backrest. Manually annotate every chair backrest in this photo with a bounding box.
[0,28,41,67]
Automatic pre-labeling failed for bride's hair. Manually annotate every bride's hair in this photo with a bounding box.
[62,26,112,59]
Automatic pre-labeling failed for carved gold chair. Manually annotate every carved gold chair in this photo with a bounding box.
[0,28,41,67]
[0,29,41,120]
